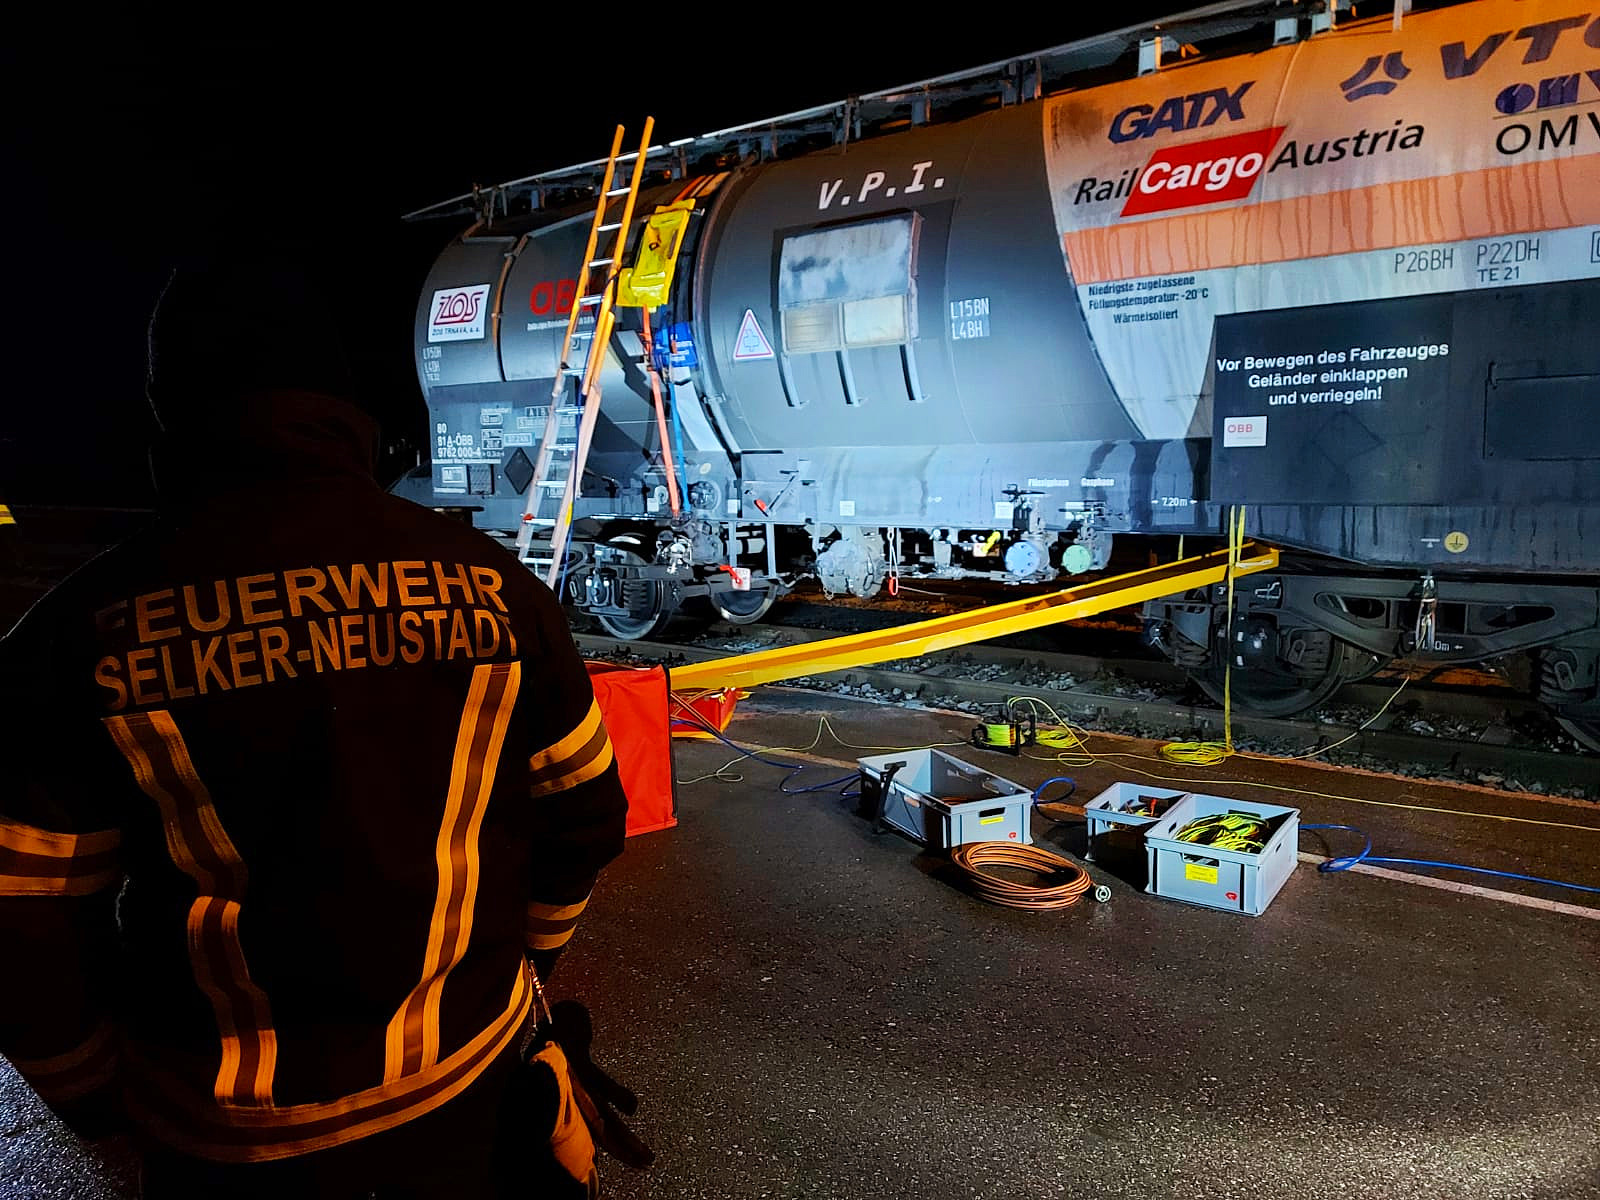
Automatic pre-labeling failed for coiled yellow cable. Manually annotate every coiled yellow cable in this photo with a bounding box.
[1161,505,1247,765]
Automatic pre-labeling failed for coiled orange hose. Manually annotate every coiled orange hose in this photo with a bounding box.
[950,842,1094,910]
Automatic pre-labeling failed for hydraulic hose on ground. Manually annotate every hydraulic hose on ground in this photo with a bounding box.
[951,842,1096,911]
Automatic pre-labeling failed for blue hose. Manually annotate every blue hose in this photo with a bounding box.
[669,702,802,770]
[1032,777,1076,804]
[669,696,858,796]
[1301,823,1600,895]
[670,401,689,503]
[661,321,690,499]
[781,770,862,796]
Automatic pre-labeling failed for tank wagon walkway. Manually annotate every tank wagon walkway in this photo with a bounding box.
[4,689,1598,1199]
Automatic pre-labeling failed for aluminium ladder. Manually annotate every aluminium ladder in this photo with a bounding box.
[515,119,655,590]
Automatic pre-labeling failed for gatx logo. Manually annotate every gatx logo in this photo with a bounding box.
[1107,82,1253,143]
[428,284,491,343]
[1119,126,1286,216]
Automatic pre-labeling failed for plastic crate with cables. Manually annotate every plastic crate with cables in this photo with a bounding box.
[1082,783,1188,889]
[855,749,1034,849]
[1143,793,1300,916]
[1083,784,1188,861]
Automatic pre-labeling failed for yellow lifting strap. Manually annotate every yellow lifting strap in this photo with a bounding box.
[668,543,1280,692]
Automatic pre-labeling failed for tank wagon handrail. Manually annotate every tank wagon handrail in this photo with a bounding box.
[402,0,1441,223]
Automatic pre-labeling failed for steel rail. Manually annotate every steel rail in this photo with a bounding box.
[575,636,1597,794]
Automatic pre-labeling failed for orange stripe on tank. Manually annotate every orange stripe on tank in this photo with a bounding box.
[1061,157,1600,284]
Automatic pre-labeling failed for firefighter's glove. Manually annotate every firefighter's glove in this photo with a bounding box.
[548,1000,654,1169]
[504,1040,600,1199]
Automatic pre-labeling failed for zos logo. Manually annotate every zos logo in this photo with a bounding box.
[428,285,492,343]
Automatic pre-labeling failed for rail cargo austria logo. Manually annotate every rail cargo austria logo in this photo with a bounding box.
[1120,126,1286,217]
[428,284,491,343]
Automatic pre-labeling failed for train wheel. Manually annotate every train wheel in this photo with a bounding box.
[596,601,675,641]
[1554,713,1600,754]
[1192,639,1355,719]
[713,586,776,625]
[1536,648,1600,754]
[593,543,676,641]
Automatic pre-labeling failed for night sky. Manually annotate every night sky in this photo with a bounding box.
[3,7,1182,506]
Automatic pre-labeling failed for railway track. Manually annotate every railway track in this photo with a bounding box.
[577,617,1599,800]
[6,509,1594,796]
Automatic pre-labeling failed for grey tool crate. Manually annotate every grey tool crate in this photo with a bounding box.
[1083,783,1187,862]
[1143,792,1300,916]
[856,749,1033,849]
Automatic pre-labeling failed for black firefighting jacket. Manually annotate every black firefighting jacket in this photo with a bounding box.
[0,391,627,1163]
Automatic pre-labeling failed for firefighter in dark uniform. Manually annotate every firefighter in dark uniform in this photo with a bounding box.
[0,251,630,1197]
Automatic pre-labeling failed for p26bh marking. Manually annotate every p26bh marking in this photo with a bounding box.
[1395,247,1456,273]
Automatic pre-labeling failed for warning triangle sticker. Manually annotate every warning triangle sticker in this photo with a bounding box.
[732,309,775,361]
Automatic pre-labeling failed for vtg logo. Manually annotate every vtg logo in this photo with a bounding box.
[428,284,491,343]
[1340,53,1412,101]
[1107,82,1254,143]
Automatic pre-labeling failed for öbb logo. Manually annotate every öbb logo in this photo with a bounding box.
[529,279,577,316]
[1223,415,1268,448]
[1120,126,1286,217]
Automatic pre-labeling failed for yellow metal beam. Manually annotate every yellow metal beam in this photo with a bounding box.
[669,544,1280,692]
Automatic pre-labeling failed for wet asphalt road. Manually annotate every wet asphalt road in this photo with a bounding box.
[4,689,1599,1199]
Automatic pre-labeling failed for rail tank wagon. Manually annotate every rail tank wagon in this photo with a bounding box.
[401,0,1600,749]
